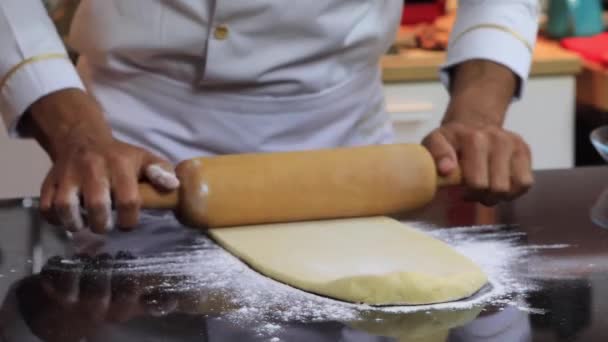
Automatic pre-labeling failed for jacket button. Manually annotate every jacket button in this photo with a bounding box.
[214,25,229,40]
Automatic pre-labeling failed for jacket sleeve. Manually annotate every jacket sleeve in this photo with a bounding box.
[0,0,85,135]
[441,0,540,98]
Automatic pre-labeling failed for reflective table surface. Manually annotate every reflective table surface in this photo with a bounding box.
[1,167,608,341]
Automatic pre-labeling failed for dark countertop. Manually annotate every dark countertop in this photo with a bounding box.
[1,167,608,341]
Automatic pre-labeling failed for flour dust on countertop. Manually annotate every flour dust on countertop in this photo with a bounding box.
[43,222,567,338]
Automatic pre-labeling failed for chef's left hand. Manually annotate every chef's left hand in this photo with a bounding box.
[421,60,534,206]
[423,120,533,206]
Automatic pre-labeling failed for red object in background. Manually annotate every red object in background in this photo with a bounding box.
[561,33,608,67]
[401,0,446,25]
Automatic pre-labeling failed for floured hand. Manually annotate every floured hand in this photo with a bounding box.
[39,138,179,233]
[26,89,180,234]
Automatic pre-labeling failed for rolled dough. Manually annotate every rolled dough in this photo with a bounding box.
[209,216,487,305]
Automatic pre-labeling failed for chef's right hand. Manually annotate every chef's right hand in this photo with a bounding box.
[25,89,180,233]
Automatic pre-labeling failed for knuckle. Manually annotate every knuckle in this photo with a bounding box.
[510,133,531,153]
[42,171,56,186]
[521,141,532,157]
[466,179,488,192]
[510,131,524,141]
[422,130,443,145]
[108,153,132,167]
[429,129,443,138]
[466,130,487,147]
[491,183,511,196]
[87,198,109,213]
[513,147,532,163]
[116,196,141,211]
[54,197,73,212]
[79,152,106,171]
[487,129,515,149]
[49,165,69,181]
[492,130,510,143]
[421,133,434,145]
[79,150,101,164]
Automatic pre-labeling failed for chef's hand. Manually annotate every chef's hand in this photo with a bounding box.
[22,89,180,233]
[423,121,533,205]
[422,60,534,205]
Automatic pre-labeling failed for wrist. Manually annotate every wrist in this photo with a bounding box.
[27,89,114,159]
[445,60,518,128]
[442,94,506,128]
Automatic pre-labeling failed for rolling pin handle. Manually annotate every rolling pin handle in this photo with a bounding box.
[139,183,179,210]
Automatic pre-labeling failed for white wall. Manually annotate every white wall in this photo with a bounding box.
[0,117,6,139]
[0,119,51,200]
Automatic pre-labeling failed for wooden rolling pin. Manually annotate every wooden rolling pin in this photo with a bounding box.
[138,144,460,228]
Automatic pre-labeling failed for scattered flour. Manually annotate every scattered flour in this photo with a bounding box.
[48,223,568,338]
[262,323,281,335]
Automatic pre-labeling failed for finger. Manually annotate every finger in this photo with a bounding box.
[488,135,514,200]
[111,163,141,230]
[509,148,534,199]
[83,177,113,234]
[111,251,140,297]
[422,131,458,176]
[142,154,180,190]
[40,172,60,226]
[78,254,113,322]
[54,182,85,233]
[108,262,142,323]
[144,164,180,190]
[40,256,83,305]
[460,132,490,199]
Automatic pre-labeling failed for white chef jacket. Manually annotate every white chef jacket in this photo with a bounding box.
[0,0,539,163]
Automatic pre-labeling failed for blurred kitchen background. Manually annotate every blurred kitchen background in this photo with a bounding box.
[2,0,608,200]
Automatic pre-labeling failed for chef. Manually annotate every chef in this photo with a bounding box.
[0,0,539,234]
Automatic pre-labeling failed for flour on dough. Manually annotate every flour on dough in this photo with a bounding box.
[209,216,487,305]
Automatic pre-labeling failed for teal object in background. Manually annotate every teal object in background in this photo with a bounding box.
[547,0,603,38]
